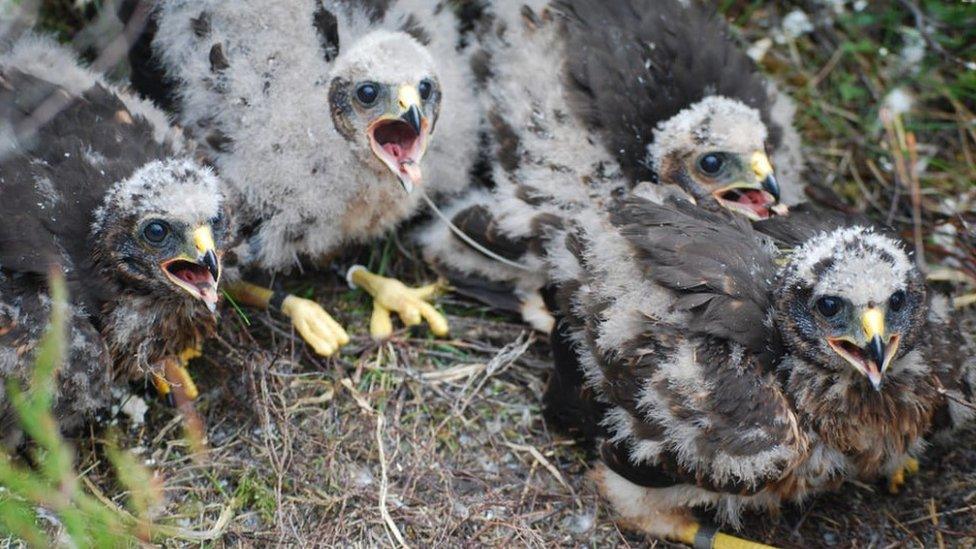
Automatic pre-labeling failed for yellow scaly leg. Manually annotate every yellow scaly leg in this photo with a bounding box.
[224,280,349,356]
[151,345,202,405]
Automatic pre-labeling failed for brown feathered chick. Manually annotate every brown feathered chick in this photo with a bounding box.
[0,36,229,445]
[543,194,970,545]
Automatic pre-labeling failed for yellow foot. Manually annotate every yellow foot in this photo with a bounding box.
[347,265,449,339]
[179,345,202,365]
[280,295,350,356]
[888,457,920,494]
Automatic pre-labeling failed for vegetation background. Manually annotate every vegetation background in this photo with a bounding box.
[1,0,974,546]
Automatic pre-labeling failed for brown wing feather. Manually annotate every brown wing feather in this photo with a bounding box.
[753,202,881,248]
[610,195,780,355]
[551,211,805,494]
[0,69,169,309]
[451,204,531,261]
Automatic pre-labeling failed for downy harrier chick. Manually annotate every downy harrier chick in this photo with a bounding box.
[544,195,972,546]
[559,0,804,209]
[0,36,229,444]
[129,0,480,346]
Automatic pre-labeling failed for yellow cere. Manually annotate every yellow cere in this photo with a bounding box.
[861,307,885,340]
[193,225,216,254]
[750,151,773,180]
[397,84,421,110]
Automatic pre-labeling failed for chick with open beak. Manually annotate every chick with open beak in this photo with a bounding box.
[704,150,782,220]
[161,224,222,312]
[825,304,901,390]
[651,96,787,221]
[365,82,432,193]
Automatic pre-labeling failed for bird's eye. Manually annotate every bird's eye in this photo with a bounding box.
[418,79,433,101]
[356,82,379,105]
[142,220,170,244]
[815,296,842,318]
[889,290,906,312]
[698,153,724,175]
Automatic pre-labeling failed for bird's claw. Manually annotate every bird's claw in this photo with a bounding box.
[888,457,920,494]
[348,266,449,339]
[280,295,350,356]
[151,352,199,406]
[151,373,175,406]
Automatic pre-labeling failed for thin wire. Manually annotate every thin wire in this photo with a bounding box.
[419,189,532,272]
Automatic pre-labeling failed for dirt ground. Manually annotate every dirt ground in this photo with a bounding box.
[13,0,976,546]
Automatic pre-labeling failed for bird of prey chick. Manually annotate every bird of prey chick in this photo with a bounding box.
[417,0,795,331]
[543,192,974,546]
[559,0,805,209]
[0,36,229,444]
[127,0,480,348]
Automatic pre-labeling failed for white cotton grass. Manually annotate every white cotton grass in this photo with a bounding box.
[782,10,814,39]
[883,88,915,116]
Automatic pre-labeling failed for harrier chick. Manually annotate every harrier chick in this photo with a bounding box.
[129,0,480,346]
[0,36,229,443]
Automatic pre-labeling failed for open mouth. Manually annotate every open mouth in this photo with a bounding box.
[713,186,777,220]
[162,258,219,312]
[368,118,426,192]
[827,334,901,389]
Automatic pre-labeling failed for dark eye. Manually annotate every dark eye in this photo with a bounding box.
[142,220,170,244]
[889,290,906,312]
[418,79,432,100]
[698,153,723,175]
[356,82,378,105]
[816,296,842,318]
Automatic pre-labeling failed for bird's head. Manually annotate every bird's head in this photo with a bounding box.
[327,30,440,194]
[92,159,229,313]
[651,96,781,220]
[775,227,926,391]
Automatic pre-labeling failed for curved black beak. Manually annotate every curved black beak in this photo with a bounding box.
[401,105,422,136]
[867,335,886,384]
[202,249,220,282]
[762,174,781,203]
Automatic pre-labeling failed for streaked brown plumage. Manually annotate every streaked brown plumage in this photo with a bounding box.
[0,36,229,443]
[542,192,973,542]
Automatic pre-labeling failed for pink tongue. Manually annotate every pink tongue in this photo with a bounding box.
[736,190,771,216]
[737,190,766,206]
[383,143,403,159]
